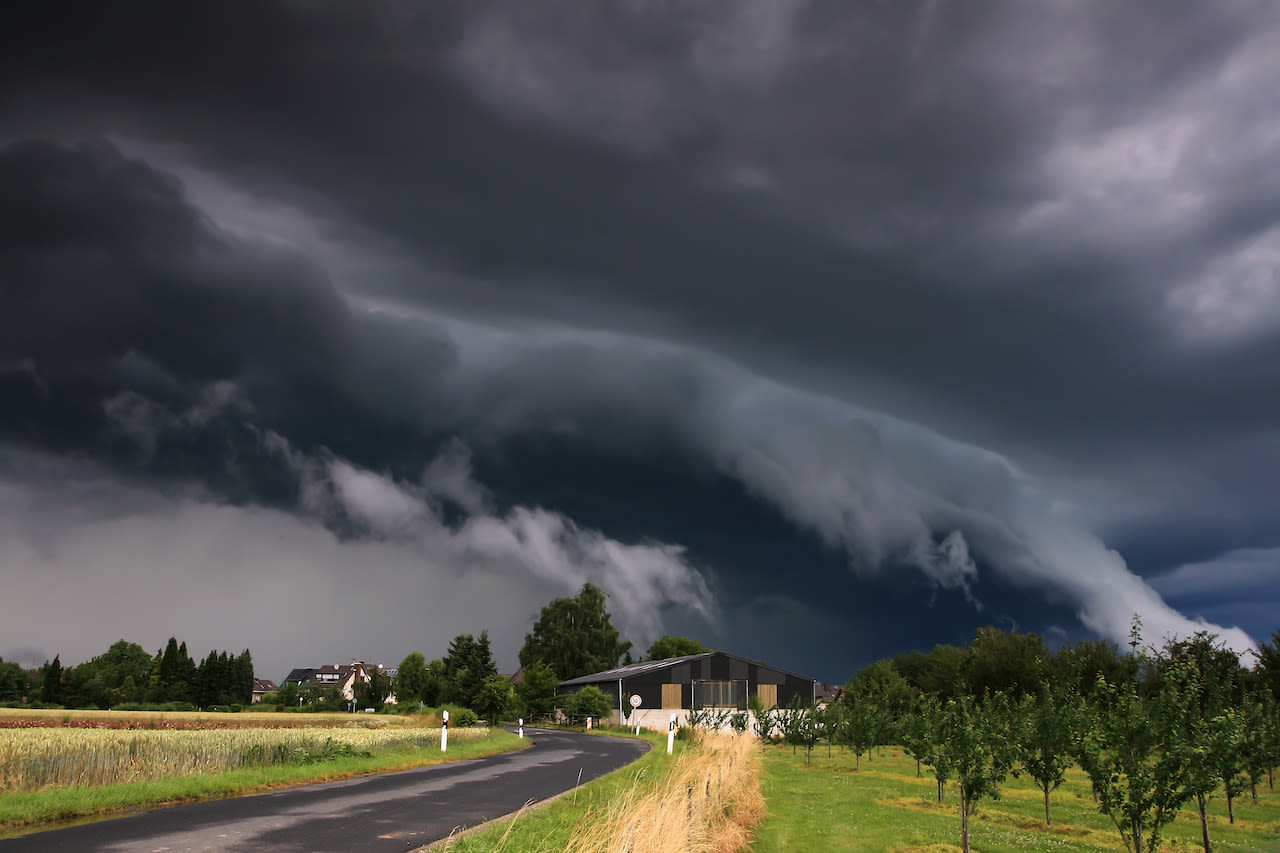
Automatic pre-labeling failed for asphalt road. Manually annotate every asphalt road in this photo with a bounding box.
[0,728,649,853]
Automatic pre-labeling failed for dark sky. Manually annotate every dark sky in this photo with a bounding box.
[3,0,1278,684]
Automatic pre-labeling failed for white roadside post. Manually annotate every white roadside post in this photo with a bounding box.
[667,713,676,755]
[440,709,449,752]
[586,716,592,731]
[518,717,524,738]
[629,693,642,735]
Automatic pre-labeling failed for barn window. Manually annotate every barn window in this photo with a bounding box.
[692,680,746,709]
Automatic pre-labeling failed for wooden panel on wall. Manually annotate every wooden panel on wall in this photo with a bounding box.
[757,683,778,709]
[661,683,683,709]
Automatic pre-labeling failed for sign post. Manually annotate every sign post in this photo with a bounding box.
[667,713,676,755]
[440,709,449,752]
[629,694,642,735]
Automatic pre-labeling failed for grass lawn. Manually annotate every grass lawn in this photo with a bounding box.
[750,744,1280,852]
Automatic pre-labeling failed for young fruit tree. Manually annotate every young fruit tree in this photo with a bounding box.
[918,694,953,804]
[1013,682,1074,827]
[839,696,878,771]
[934,692,1017,853]
[1073,637,1199,853]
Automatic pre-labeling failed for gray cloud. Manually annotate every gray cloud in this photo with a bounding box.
[3,1,1279,673]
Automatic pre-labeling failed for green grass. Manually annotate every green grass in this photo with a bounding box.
[434,727,675,852]
[0,730,525,837]
[750,744,1280,852]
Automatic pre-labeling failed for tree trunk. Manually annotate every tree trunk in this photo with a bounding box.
[1251,781,1257,805]
[1133,818,1144,853]
[1043,784,1052,826]
[1225,782,1235,824]
[916,758,921,778]
[1197,792,1211,853]
[855,753,860,770]
[938,778,944,804]
[961,803,970,853]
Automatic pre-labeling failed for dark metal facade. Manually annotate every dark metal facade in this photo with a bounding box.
[557,651,815,710]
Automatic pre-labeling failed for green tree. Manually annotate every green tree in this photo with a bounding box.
[70,640,153,708]
[158,637,182,689]
[962,626,1048,699]
[1014,683,1074,826]
[515,660,559,720]
[777,700,819,763]
[844,659,919,721]
[839,696,878,770]
[645,635,708,661]
[936,692,1017,853]
[913,644,968,699]
[277,680,300,708]
[899,699,931,779]
[0,658,30,702]
[1074,624,1199,853]
[1052,639,1124,699]
[355,667,393,710]
[475,674,514,725]
[1251,629,1280,702]
[817,701,844,758]
[918,694,953,804]
[421,658,446,707]
[40,655,63,704]
[518,583,632,680]
[442,632,498,711]
[565,684,612,720]
[393,652,429,706]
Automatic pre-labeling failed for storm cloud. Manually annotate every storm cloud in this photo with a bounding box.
[2,1,1278,679]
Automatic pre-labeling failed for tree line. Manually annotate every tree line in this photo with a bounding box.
[8,638,256,709]
[385,581,702,723]
[720,621,1280,853]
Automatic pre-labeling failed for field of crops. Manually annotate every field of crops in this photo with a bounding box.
[0,709,484,792]
[0,707,420,728]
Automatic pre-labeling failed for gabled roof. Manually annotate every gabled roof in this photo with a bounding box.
[283,668,316,684]
[558,651,816,687]
[559,652,712,687]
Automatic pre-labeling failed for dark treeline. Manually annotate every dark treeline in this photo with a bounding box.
[17,638,255,709]
[738,622,1280,853]
[383,582,635,724]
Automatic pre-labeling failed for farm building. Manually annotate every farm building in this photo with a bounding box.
[557,651,816,728]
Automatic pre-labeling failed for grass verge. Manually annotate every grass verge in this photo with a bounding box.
[435,728,764,853]
[750,743,1280,852]
[0,730,525,837]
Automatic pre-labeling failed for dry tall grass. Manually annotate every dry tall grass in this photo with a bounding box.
[566,731,764,853]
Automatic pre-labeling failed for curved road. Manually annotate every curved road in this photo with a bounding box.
[0,728,648,852]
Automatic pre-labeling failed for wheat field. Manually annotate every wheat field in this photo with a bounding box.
[0,724,484,791]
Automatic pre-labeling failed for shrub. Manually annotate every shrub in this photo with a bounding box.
[565,685,613,721]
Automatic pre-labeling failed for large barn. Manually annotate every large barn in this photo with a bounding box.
[557,651,817,727]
